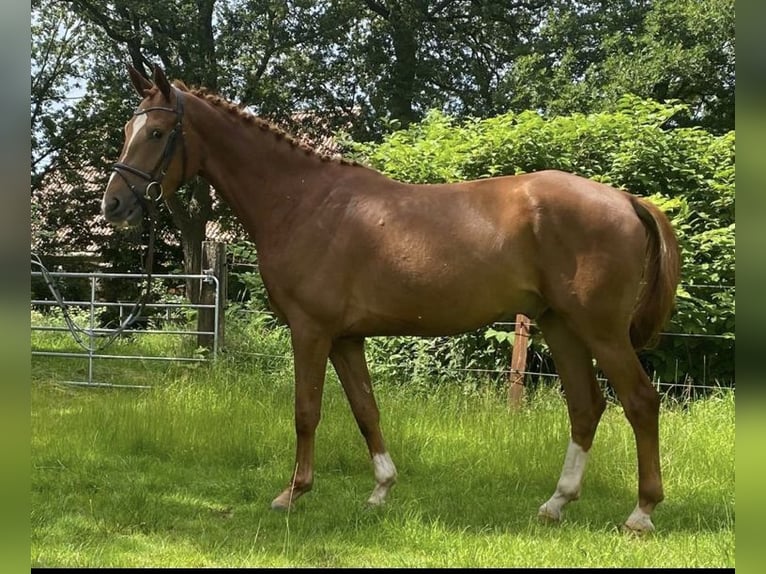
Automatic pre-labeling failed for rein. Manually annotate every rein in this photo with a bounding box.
[32,219,157,352]
[33,91,188,352]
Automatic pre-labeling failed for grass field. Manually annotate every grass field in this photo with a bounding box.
[30,370,735,567]
[30,319,735,568]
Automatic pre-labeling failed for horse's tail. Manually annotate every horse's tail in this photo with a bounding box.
[627,195,681,350]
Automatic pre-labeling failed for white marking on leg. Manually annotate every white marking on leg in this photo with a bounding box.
[624,504,655,533]
[539,440,589,521]
[367,452,397,506]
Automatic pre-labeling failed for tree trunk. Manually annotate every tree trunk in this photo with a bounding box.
[180,222,205,304]
[165,177,214,304]
[387,4,419,128]
[365,0,420,128]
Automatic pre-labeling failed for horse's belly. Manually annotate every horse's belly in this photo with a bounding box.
[343,280,545,337]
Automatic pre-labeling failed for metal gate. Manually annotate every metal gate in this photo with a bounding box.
[31,270,221,388]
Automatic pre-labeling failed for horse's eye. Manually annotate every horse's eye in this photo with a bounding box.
[151,129,163,139]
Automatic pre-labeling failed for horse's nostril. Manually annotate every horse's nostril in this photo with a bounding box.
[103,196,120,215]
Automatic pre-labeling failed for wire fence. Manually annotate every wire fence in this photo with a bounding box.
[225,254,735,398]
[32,255,734,397]
[225,347,733,394]
[225,308,734,397]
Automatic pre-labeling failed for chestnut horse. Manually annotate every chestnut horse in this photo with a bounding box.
[102,66,680,533]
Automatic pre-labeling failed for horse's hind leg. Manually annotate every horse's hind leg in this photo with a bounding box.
[537,312,607,522]
[588,334,663,533]
[330,337,397,506]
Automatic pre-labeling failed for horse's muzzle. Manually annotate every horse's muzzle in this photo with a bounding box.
[102,193,143,228]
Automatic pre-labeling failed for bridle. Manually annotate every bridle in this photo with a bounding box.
[112,88,187,214]
[47,88,191,350]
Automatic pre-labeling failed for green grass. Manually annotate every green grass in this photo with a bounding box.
[31,315,735,567]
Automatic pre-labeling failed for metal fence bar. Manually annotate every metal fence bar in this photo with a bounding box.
[60,381,152,389]
[32,271,211,280]
[31,299,217,310]
[88,275,96,385]
[32,325,215,336]
[31,269,220,388]
[31,351,208,362]
[212,273,220,356]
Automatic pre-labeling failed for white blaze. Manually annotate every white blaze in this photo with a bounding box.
[102,172,118,214]
[103,114,147,218]
[123,113,147,157]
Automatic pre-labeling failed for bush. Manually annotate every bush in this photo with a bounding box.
[347,96,735,387]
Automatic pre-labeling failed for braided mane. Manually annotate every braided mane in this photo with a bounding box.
[173,80,359,166]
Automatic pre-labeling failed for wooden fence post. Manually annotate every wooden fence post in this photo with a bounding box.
[508,313,531,409]
[197,241,227,352]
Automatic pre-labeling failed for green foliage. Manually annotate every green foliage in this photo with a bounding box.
[350,98,735,385]
[32,0,733,310]
[227,240,261,299]
[503,0,734,135]
[366,330,508,392]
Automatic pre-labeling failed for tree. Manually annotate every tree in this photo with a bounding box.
[502,0,735,134]
[355,0,543,128]
[32,0,734,289]
[31,0,94,191]
[56,0,221,301]
[31,0,152,269]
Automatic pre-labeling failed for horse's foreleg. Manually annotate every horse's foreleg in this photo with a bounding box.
[271,328,332,510]
[537,313,606,523]
[330,337,397,506]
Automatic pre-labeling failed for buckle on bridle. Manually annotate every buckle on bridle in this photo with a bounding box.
[145,181,163,202]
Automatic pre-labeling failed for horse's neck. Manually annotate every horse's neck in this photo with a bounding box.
[191,98,339,247]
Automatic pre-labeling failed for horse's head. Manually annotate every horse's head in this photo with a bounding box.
[102,65,190,227]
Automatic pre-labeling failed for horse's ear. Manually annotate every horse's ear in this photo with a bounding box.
[128,64,152,97]
[153,65,172,101]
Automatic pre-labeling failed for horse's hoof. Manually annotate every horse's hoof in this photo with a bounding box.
[270,493,294,512]
[621,520,655,536]
[622,507,655,535]
[537,503,562,523]
[366,491,389,507]
[365,495,387,508]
